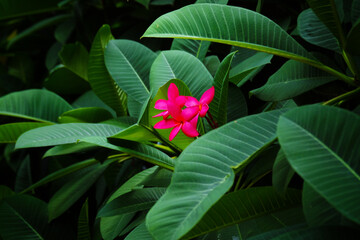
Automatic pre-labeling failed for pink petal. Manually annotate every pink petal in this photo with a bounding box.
[189,114,199,128]
[175,96,187,107]
[169,124,182,141]
[154,99,168,110]
[185,96,199,107]
[167,101,182,120]
[154,118,178,129]
[199,104,209,117]
[182,121,199,138]
[168,83,179,102]
[182,106,199,121]
[152,111,169,118]
[200,86,215,105]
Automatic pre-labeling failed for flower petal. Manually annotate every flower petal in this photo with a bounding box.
[185,96,199,107]
[154,99,168,110]
[182,121,199,138]
[169,124,182,141]
[152,111,169,118]
[168,83,179,102]
[176,96,187,107]
[182,106,199,121]
[199,104,209,117]
[200,86,215,105]
[167,101,182,120]
[154,118,178,129]
[189,114,199,128]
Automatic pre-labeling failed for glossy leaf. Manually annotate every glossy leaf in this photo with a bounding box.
[149,50,213,99]
[0,122,52,143]
[104,39,156,104]
[183,187,301,239]
[110,124,158,142]
[88,25,127,116]
[58,107,113,123]
[251,60,337,101]
[210,52,236,126]
[0,89,72,123]
[298,9,340,52]
[15,123,123,149]
[277,105,360,224]
[146,109,286,240]
[98,187,166,217]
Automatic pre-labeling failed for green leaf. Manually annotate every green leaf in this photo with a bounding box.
[204,55,220,76]
[14,156,32,193]
[142,4,341,78]
[7,14,70,49]
[146,109,286,240]
[45,65,90,95]
[306,0,347,47]
[20,159,98,194]
[277,105,360,224]
[88,25,127,116]
[227,83,247,122]
[182,187,301,239]
[0,89,72,123]
[149,51,213,99]
[72,90,116,117]
[210,52,236,126]
[298,9,340,52]
[59,42,89,81]
[104,39,156,104]
[171,39,210,61]
[110,124,158,142]
[77,199,90,240]
[100,214,136,240]
[250,60,337,101]
[15,123,123,149]
[98,187,166,217]
[345,18,360,56]
[0,0,63,20]
[125,222,153,240]
[272,148,295,195]
[81,137,175,170]
[0,195,48,240]
[58,107,113,123]
[0,185,14,201]
[352,0,360,24]
[0,122,52,143]
[54,18,75,44]
[48,160,110,221]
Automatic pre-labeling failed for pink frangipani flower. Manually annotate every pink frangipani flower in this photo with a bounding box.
[185,86,215,117]
[153,83,186,119]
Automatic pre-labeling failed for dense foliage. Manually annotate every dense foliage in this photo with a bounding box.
[1,0,360,239]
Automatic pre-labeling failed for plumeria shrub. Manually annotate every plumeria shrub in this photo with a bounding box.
[0,0,360,239]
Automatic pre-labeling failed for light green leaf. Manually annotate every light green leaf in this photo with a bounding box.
[15,123,122,149]
[0,122,52,143]
[104,39,156,104]
[298,9,340,52]
[149,50,213,99]
[58,107,113,123]
[146,109,286,240]
[110,124,158,142]
[211,52,236,126]
[182,187,301,239]
[100,214,136,240]
[250,60,337,101]
[59,42,89,81]
[88,25,127,116]
[98,187,166,217]
[0,89,72,123]
[125,222,153,240]
[277,105,360,224]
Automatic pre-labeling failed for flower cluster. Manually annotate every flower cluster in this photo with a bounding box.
[153,83,214,141]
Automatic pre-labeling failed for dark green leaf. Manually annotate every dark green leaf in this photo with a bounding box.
[272,149,295,195]
[0,122,52,143]
[58,107,113,123]
[59,42,89,81]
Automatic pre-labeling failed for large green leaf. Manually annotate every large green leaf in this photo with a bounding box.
[250,60,337,101]
[100,214,135,240]
[0,122,52,143]
[58,107,113,123]
[277,105,360,224]
[104,40,156,104]
[182,187,301,239]
[15,123,122,149]
[72,90,116,117]
[149,51,213,99]
[98,187,166,217]
[298,9,340,52]
[227,83,247,122]
[142,4,349,81]
[88,25,127,116]
[171,39,210,61]
[306,0,346,47]
[146,109,286,240]
[59,42,89,81]
[125,222,153,240]
[0,89,72,123]
[0,0,62,20]
[110,124,158,143]
[210,52,235,126]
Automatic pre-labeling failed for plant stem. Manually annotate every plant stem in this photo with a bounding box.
[323,87,360,106]
[233,170,244,191]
